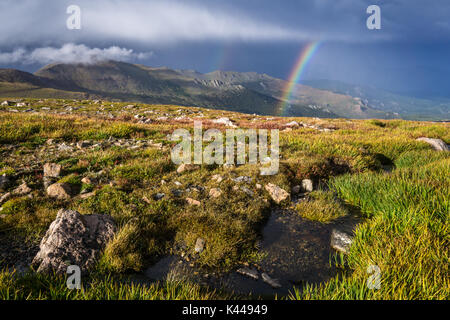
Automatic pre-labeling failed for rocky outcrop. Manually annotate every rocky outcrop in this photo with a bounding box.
[32,209,116,274]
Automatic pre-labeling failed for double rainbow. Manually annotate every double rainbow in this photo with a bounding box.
[278,41,322,116]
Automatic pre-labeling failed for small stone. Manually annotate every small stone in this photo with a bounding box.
[233,176,252,183]
[186,198,201,206]
[80,192,95,199]
[237,267,259,280]
[142,196,151,204]
[154,193,165,200]
[0,192,11,204]
[265,183,290,204]
[255,183,262,189]
[211,174,223,183]
[46,183,73,200]
[12,182,32,196]
[261,272,282,288]
[301,179,314,192]
[209,188,222,198]
[81,177,94,185]
[177,163,198,174]
[331,229,353,254]
[194,238,205,253]
[44,163,62,178]
[285,121,300,127]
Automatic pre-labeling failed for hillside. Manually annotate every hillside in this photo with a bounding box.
[0,61,398,119]
[0,98,448,300]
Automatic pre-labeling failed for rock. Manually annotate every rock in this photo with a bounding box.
[0,174,10,190]
[32,209,116,274]
[1,100,11,106]
[43,163,62,178]
[58,143,73,152]
[79,192,95,199]
[186,198,201,206]
[43,177,54,189]
[209,188,222,198]
[237,267,259,280]
[12,182,32,196]
[46,183,74,200]
[211,174,223,183]
[301,179,314,192]
[261,272,281,288]
[154,193,165,200]
[0,192,11,205]
[330,229,353,254]
[81,177,94,185]
[212,117,236,127]
[194,238,205,253]
[285,121,300,127]
[416,137,448,151]
[233,176,252,183]
[177,163,198,174]
[255,183,262,189]
[265,183,290,204]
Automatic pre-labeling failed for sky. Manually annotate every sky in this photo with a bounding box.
[0,0,449,98]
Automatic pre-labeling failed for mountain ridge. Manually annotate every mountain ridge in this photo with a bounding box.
[0,60,412,119]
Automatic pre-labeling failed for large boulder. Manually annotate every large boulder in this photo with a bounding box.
[416,137,448,151]
[32,209,116,274]
[265,183,290,204]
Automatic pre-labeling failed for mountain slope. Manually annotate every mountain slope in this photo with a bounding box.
[0,61,399,119]
[302,79,450,120]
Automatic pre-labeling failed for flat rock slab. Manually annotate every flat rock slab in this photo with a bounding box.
[416,137,449,151]
[32,209,116,274]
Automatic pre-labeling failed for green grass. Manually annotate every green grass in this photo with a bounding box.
[294,190,348,223]
[0,269,225,300]
[291,153,449,300]
[0,99,449,300]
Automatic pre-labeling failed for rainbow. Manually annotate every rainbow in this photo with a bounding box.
[278,41,322,116]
